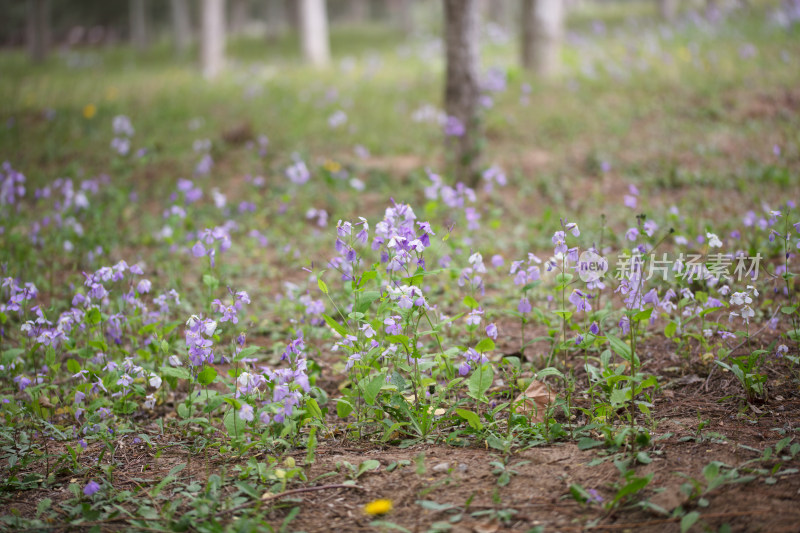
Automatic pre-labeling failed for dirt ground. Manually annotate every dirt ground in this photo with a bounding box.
[3,335,799,533]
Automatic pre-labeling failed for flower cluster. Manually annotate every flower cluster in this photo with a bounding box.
[372,202,435,274]
[211,289,250,324]
[0,161,26,207]
[110,115,134,156]
[184,315,217,366]
[191,226,233,266]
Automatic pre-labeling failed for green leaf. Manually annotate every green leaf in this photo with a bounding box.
[177,403,190,419]
[463,295,479,309]
[474,338,495,353]
[467,364,493,401]
[357,459,381,478]
[610,387,630,406]
[305,398,323,420]
[385,334,410,350]
[455,408,483,430]
[664,321,678,338]
[161,366,191,380]
[358,270,378,288]
[223,397,243,409]
[634,307,653,321]
[612,475,652,506]
[607,335,632,361]
[202,274,219,291]
[363,373,386,406]
[569,484,592,503]
[354,291,381,314]
[535,367,564,380]
[317,278,329,295]
[681,511,701,533]
[234,346,260,361]
[336,399,353,418]
[223,409,245,438]
[66,359,81,374]
[36,498,52,516]
[197,365,217,386]
[555,273,573,284]
[417,500,456,511]
[86,307,102,325]
[322,314,349,337]
[577,438,604,450]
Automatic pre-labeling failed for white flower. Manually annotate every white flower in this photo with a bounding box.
[149,373,162,389]
[237,372,251,389]
[730,292,751,306]
[143,394,156,410]
[168,355,182,366]
[707,232,723,248]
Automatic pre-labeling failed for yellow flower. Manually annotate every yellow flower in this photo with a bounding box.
[323,159,341,173]
[364,499,392,515]
[83,104,97,119]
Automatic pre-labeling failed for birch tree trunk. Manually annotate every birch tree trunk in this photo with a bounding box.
[130,0,148,51]
[299,0,331,67]
[26,0,50,63]
[521,0,563,78]
[444,0,482,185]
[171,0,192,55]
[201,0,226,79]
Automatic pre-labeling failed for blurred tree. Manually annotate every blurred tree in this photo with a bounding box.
[170,0,193,55]
[230,0,249,34]
[299,0,331,67]
[26,0,50,62]
[521,0,563,77]
[660,0,678,21]
[264,0,287,40]
[444,0,482,185]
[130,0,148,50]
[388,0,414,34]
[201,0,226,78]
[482,0,511,30]
[349,0,369,22]
[285,0,301,31]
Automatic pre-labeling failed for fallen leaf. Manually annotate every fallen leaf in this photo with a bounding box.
[515,380,556,423]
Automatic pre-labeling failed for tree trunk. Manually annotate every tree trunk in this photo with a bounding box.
[130,0,148,51]
[443,0,481,185]
[230,0,249,34]
[349,0,369,22]
[521,0,563,78]
[265,0,287,40]
[285,0,301,32]
[487,0,510,29]
[171,0,192,55]
[660,0,678,21]
[388,0,413,34]
[26,0,50,63]
[299,0,331,67]
[201,0,226,79]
